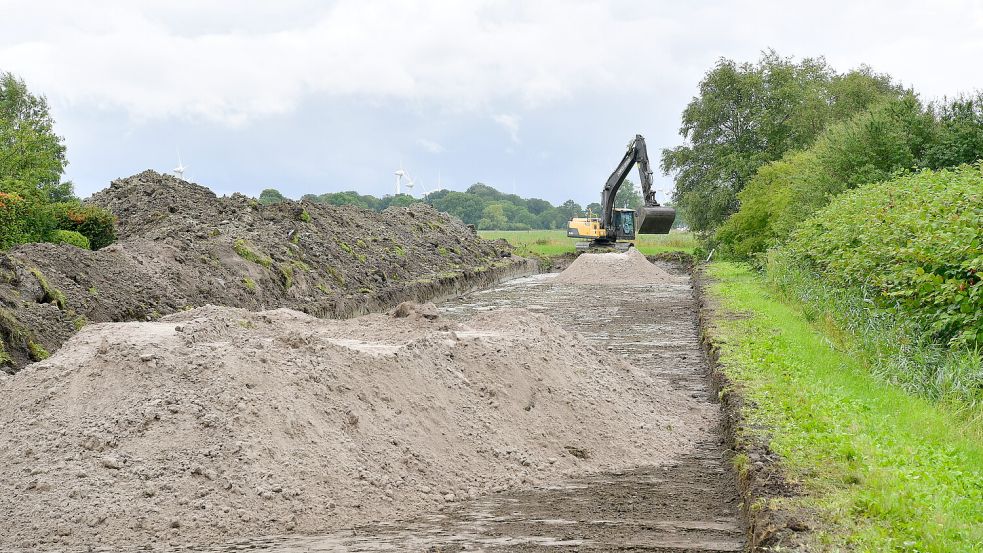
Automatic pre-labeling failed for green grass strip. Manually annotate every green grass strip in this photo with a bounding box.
[707,262,983,552]
[478,229,698,257]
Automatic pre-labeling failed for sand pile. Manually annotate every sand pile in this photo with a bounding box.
[553,248,679,285]
[1,170,521,373]
[0,303,697,550]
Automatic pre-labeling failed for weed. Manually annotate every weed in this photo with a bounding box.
[358,287,372,294]
[29,267,67,310]
[233,239,272,268]
[298,209,311,223]
[393,245,406,257]
[0,338,10,366]
[72,315,88,331]
[242,277,257,292]
[437,246,450,256]
[278,264,294,288]
[326,266,345,286]
[339,242,353,255]
[316,282,332,295]
[27,341,49,361]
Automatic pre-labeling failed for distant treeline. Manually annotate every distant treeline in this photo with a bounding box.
[258,181,662,231]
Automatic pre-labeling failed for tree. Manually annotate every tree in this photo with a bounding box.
[585,202,602,217]
[430,191,486,225]
[0,72,68,202]
[477,203,507,230]
[258,188,287,204]
[613,179,642,209]
[717,94,937,257]
[661,51,903,234]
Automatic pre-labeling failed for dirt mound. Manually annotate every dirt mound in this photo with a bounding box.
[553,248,678,285]
[0,304,697,550]
[0,171,523,373]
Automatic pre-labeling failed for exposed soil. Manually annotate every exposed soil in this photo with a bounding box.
[0,171,522,373]
[552,248,680,285]
[0,299,702,550]
[181,256,744,551]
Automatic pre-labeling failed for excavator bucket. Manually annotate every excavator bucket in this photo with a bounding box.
[636,206,676,234]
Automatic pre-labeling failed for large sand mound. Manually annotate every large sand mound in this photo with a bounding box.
[0,303,697,550]
[553,248,679,285]
[0,170,520,373]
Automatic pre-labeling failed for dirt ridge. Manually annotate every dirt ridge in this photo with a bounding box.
[0,170,524,373]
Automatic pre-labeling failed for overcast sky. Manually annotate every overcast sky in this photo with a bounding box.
[2,0,981,205]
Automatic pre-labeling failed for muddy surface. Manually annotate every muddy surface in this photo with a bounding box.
[162,265,743,552]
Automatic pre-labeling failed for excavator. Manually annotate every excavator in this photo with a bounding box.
[567,134,676,251]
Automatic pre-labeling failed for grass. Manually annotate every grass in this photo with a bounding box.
[478,229,698,257]
[233,239,273,268]
[707,262,983,551]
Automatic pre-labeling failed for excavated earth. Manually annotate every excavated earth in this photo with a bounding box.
[0,171,524,373]
[0,300,704,550]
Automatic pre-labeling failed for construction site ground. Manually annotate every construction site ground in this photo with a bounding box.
[192,262,744,552]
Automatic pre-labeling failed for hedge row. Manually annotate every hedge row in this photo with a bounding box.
[778,165,983,348]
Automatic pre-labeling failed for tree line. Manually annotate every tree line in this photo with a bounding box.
[662,49,983,257]
[259,179,650,231]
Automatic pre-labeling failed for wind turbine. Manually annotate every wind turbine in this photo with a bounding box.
[394,159,410,195]
[173,151,188,181]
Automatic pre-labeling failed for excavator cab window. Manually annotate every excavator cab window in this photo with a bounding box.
[613,210,635,241]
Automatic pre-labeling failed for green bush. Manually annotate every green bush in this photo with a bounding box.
[718,96,936,257]
[47,229,90,249]
[48,203,116,250]
[779,165,983,348]
[0,192,54,249]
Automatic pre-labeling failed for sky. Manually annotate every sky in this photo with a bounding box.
[2,0,982,205]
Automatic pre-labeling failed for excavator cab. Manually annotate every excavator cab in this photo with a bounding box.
[612,209,636,241]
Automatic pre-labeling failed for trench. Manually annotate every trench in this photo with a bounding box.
[166,262,744,552]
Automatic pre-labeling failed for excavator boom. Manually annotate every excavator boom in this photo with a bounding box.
[567,134,675,249]
[599,135,676,239]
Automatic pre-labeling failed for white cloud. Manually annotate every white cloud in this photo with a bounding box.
[417,138,445,154]
[493,113,521,143]
[2,0,981,128]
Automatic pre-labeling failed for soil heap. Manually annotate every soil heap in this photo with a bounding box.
[553,248,679,285]
[0,171,523,373]
[0,304,697,550]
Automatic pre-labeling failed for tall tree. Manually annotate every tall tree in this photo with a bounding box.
[258,188,287,204]
[661,51,903,233]
[613,179,642,210]
[0,72,69,201]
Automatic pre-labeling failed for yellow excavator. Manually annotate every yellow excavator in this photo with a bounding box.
[567,134,676,251]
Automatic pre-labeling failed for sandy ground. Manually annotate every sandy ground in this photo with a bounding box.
[0,297,701,550]
[552,248,681,285]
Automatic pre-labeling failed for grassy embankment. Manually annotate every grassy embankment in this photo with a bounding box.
[708,262,983,552]
[478,229,698,257]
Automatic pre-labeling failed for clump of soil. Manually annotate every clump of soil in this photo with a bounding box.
[0,304,697,550]
[0,171,521,373]
[553,248,679,285]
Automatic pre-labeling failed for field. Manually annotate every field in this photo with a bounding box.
[478,229,699,257]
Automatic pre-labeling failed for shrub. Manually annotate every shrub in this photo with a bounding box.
[47,229,90,249]
[778,165,983,348]
[48,202,116,249]
[0,192,55,249]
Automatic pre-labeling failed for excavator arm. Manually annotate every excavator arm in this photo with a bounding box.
[599,135,675,237]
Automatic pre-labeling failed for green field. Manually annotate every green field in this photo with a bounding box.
[478,229,698,257]
[708,262,983,551]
